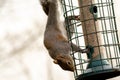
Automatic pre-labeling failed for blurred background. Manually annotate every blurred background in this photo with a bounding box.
[0,0,119,80]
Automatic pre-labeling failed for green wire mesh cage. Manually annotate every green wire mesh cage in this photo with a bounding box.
[61,0,120,80]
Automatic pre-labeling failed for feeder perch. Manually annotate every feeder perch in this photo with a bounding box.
[61,0,120,80]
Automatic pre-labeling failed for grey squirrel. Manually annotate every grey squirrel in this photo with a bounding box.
[42,0,89,71]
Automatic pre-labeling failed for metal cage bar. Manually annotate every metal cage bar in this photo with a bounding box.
[61,0,120,80]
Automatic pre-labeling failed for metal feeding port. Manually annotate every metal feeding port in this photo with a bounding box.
[61,0,120,80]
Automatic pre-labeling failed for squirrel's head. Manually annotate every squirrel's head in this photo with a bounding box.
[53,54,75,72]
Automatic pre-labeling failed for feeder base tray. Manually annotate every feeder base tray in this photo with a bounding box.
[76,66,120,80]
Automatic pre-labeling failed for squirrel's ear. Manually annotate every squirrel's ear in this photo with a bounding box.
[53,60,58,64]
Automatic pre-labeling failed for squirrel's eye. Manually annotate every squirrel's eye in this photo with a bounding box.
[67,61,71,65]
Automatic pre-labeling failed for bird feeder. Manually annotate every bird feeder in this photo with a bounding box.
[61,0,120,80]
